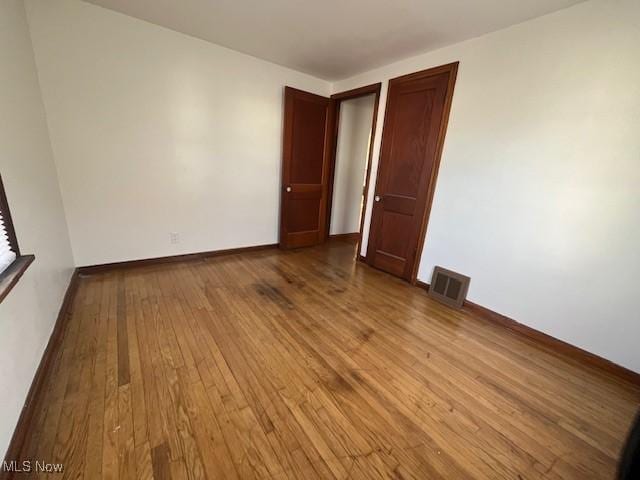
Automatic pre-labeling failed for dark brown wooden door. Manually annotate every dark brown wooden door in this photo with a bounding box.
[279,87,333,249]
[367,63,458,281]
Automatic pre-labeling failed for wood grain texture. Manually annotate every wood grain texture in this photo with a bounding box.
[367,62,458,282]
[280,87,332,249]
[0,268,79,480]
[462,300,640,387]
[417,280,640,387]
[10,241,640,479]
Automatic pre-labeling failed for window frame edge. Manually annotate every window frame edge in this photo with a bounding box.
[0,254,35,304]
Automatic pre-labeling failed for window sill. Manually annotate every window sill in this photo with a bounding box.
[0,255,35,304]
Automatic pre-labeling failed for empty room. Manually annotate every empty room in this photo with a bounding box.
[1,0,639,478]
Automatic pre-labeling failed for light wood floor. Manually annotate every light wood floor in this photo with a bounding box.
[20,239,639,479]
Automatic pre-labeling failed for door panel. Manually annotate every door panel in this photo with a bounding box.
[280,87,332,249]
[386,89,437,196]
[367,63,458,281]
[290,97,327,183]
[286,193,322,232]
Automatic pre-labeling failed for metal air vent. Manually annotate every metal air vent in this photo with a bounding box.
[428,266,470,309]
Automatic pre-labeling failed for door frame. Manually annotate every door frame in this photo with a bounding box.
[324,82,381,256]
[366,62,458,284]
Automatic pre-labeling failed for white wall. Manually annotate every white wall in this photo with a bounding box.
[25,0,331,266]
[330,95,375,235]
[0,0,74,457]
[18,0,640,374]
[333,0,640,373]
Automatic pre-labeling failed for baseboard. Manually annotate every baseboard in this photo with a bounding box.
[329,233,360,243]
[416,281,640,386]
[1,269,81,479]
[78,243,278,275]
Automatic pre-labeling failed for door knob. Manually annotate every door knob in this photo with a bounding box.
[374,195,381,202]
[286,186,292,192]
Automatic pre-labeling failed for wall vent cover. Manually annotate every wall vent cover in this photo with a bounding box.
[428,266,470,309]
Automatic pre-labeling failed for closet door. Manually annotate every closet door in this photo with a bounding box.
[367,63,458,280]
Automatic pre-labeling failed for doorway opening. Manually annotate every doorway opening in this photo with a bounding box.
[278,83,380,251]
[328,94,375,242]
[279,62,457,285]
[326,84,381,256]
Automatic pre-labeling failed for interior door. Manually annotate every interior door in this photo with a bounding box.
[367,63,458,281]
[279,87,333,248]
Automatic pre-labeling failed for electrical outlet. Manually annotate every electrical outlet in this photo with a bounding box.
[170,232,180,244]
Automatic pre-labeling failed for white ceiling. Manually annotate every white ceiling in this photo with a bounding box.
[83,0,585,81]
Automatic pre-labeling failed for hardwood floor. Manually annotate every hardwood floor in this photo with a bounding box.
[17,240,640,479]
